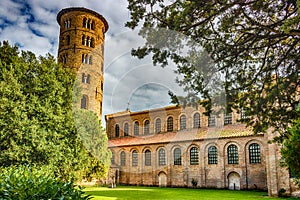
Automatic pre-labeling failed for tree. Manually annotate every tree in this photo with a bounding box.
[125,0,300,138]
[0,41,110,181]
[281,107,300,186]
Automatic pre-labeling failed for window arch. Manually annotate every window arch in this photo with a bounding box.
[144,120,150,135]
[167,116,173,132]
[193,113,200,128]
[120,151,126,166]
[158,148,166,166]
[249,143,261,164]
[145,150,151,166]
[134,121,139,135]
[190,147,199,165]
[228,144,238,164]
[83,17,87,28]
[111,151,115,164]
[155,118,161,133]
[174,148,181,165]
[124,123,129,136]
[80,95,88,109]
[132,150,138,166]
[208,146,218,164]
[180,115,186,130]
[115,124,120,137]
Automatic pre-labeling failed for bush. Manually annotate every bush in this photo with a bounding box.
[0,165,92,200]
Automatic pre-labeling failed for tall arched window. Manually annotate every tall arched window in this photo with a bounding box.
[145,150,151,166]
[87,19,91,29]
[132,150,138,166]
[89,55,93,65]
[174,148,181,165]
[190,147,199,165]
[120,151,126,166]
[208,146,218,164]
[91,38,95,48]
[193,113,200,128]
[83,17,87,28]
[124,123,129,136]
[86,74,90,84]
[80,95,87,109]
[82,35,85,45]
[111,151,115,164]
[144,120,150,135]
[180,115,186,130]
[115,124,120,137]
[134,121,139,135]
[228,144,238,164]
[158,148,166,166]
[249,143,261,164]
[155,118,161,133]
[167,116,173,132]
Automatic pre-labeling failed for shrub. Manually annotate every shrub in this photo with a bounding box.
[0,165,92,200]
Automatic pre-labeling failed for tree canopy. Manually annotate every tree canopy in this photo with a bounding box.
[126,0,300,138]
[0,41,110,181]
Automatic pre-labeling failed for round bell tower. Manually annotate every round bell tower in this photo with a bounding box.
[57,7,108,118]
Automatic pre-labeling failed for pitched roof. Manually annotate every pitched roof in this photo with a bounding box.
[108,124,262,148]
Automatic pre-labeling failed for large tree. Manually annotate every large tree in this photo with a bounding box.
[126,0,300,135]
[0,41,110,181]
[126,0,300,180]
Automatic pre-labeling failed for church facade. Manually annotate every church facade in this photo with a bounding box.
[106,105,298,196]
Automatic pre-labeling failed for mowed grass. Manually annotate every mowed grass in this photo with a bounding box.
[84,186,298,200]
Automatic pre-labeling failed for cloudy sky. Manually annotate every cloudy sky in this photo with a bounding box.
[0,0,185,123]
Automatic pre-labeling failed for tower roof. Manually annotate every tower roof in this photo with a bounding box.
[57,7,109,33]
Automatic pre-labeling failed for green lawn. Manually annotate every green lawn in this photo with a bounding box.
[84,186,298,200]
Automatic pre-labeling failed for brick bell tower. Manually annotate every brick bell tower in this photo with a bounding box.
[57,7,108,118]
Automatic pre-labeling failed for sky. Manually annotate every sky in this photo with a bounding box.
[0,0,185,124]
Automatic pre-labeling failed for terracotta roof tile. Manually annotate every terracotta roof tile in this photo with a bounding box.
[108,124,261,147]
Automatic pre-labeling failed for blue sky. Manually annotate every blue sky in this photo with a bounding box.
[0,0,185,123]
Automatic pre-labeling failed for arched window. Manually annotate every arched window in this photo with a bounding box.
[180,115,186,130]
[87,36,91,47]
[134,121,139,135]
[89,55,93,65]
[228,144,238,164]
[193,113,200,128]
[145,150,151,166]
[83,17,87,28]
[87,74,90,84]
[111,151,115,164]
[158,148,166,166]
[80,95,87,109]
[208,146,218,164]
[66,35,70,45]
[120,151,126,166]
[132,150,138,166]
[87,19,91,29]
[82,73,85,83]
[91,38,95,48]
[85,55,88,64]
[144,120,150,135]
[115,124,120,137]
[82,35,85,45]
[91,20,95,30]
[167,116,173,132]
[249,143,261,164]
[190,147,199,165]
[174,148,181,165]
[124,123,129,136]
[155,118,161,133]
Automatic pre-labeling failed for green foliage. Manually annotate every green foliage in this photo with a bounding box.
[281,108,300,187]
[0,165,91,200]
[0,41,111,181]
[125,0,300,139]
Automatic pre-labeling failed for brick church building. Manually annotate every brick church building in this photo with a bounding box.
[106,105,299,196]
